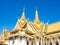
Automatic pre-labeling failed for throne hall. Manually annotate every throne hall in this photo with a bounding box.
[0,9,60,45]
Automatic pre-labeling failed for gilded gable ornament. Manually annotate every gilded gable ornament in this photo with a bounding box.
[18,10,27,28]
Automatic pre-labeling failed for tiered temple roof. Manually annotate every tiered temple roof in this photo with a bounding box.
[0,9,60,44]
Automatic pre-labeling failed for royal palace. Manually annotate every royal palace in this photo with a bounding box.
[0,9,60,45]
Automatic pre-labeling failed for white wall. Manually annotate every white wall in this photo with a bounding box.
[35,39,39,45]
[20,38,27,45]
[14,38,20,45]
[8,37,27,45]
[9,40,13,45]
[29,40,32,45]
[36,40,39,45]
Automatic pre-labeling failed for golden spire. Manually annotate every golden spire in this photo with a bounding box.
[21,8,26,20]
[18,8,27,28]
[34,8,41,24]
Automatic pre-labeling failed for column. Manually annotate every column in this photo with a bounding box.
[9,40,13,45]
[19,36,22,45]
[29,40,32,45]
[57,37,60,45]
[45,38,48,45]
[47,38,50,45]
[27,37,34,45]
[14,38,20,45]
[18,37,21,45]
[41,36,43,45]
[19,36,27,45]
[51,38,56,45]
[8,37,13,45]
[27,38,29,45]
[39,40,41,45]
[40,35,45,45]
[43,37,45,45]
[35,37,40,45]
[21,37,27,45]
[32,40,33,45]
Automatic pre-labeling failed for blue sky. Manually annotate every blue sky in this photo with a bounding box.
[0,0,60,33]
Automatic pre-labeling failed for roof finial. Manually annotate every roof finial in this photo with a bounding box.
[35,8,40,23]
[21,7,26,19]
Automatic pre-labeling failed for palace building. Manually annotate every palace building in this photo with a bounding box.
[0,9,60,45]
